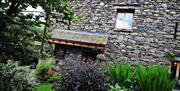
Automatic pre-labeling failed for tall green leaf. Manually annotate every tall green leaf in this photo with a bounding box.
[135,64,176,91]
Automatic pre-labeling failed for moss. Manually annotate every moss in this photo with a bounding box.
[52,30,108,44]
[94,37,107,44]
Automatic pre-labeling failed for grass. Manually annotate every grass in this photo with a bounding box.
[34,83,54,91]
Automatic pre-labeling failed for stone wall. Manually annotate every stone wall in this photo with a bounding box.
[57,0,180,63]
[55,44,101,62]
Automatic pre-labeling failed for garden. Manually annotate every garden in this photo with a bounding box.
[0,56,178,91]
[0,0,179,91]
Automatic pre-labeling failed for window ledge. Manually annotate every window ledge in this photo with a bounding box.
[113,3,141,6]
[114,29,133,32]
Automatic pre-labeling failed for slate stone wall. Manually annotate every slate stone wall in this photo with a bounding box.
[57,0,180,63]
[55,44,101,62]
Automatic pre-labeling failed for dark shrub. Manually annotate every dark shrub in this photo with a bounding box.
[54,61,108,91]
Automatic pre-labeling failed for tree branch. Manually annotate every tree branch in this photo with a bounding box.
[7,0,21,16]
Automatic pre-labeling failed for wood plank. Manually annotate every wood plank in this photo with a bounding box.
[174,22,178,39]
[48,39,105,51]
[176,63,180,80]
[175,21,180,23]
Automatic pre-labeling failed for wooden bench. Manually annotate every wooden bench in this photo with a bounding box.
[174,57,180,80]
[174,21,180,39]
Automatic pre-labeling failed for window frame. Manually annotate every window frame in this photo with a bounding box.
[114,9,135,32]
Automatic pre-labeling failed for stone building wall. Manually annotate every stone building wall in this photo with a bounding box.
[57,0,180,62]
[54,44,101,62]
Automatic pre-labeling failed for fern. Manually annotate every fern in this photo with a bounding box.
[135,65,176,91]
[106,64,132,88]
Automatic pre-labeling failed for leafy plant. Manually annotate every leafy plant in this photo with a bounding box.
[55,63,108,91]
[97,54,107,61]
[34,83,54,91]
[35,57,55,76]
[105,64,132,88]
[0,62,38,91]
[108,83,129,91]
[46,72,61,83]
[165,52,176,62]
[135,64,176,91]
[0,0,77,64]
[35,57,60,83]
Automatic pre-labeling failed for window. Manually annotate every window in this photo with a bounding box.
[174,21,180,39]
[115,9,135,31]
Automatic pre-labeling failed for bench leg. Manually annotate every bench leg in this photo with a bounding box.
[176,63,180,80]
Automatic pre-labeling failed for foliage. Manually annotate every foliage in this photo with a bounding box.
[0,62,38,91]
[165,52,176,62]
[35,57,60,83]
[105,64,132,88]
[135,64,176,91]
[55,63,108,91]
[45,72,61,83]
[0,13,42,64]
[97,54,107,61]
[108,83,129,91]
[35,57,55,76]
[38,0,75,55]
[0,0,76,64]
[34,83,54,91]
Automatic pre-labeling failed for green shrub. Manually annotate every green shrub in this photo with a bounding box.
[108,83,129,91]
[35,57,60,83]
[105,64,132,88]
[35,57,55,76]
[135,65,176,91]
[45,72,61,83]
[165,52,176,62]
[0,62,38,91]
